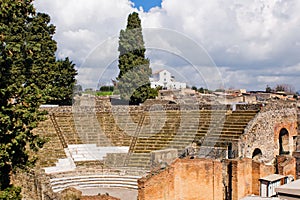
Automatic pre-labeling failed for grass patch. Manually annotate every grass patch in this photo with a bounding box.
[96,91,113,96]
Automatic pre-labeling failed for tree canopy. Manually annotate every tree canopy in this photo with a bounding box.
[117,12,157,105]
[0,0,76,196]
[47,57,77,105]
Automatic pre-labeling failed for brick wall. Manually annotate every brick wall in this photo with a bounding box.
[138,158,275,200]
[228,158,274,199]
[138,158,223,200]
[276,155,296,178]
[232,158,253,199]
[174,159,223,200]
[138,166,175,200]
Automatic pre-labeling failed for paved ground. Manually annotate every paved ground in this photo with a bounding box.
[240,195,279,200]
[81,188,138,200]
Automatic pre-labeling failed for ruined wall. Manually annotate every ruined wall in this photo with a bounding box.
[276,155,296,178]
[251,160,275,195]
[292,105,300,179]
[232,158,253,200]
[174,159,223,200]
[227,158,274,199]
[293,151,300,179]
[12,169,58,200]
[239,102,298,164]
[138,158,223,200]
[138,158,275,200]
[138,166,175,200]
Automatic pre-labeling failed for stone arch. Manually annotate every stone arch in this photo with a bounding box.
[279,128,289,155]
[252,148,262,161]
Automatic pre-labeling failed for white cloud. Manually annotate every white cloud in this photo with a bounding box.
[34,0,300,90]
[218,62,300,91]
[35,0,135,65]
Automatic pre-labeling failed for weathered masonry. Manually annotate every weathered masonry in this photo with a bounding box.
[12,98,299,200]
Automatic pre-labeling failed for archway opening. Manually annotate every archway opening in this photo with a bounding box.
[279,128,289,155]
[252,148,262,161]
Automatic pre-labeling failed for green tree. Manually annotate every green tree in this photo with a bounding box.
[117,12,157,105]
[0,186,21,200]
[99,85,114,92]
[198,87,204,93]
[47,57,77,105]
[0,0,76,195]
[265,85,272,93]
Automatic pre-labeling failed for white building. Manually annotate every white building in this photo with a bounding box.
[150,69,186,90]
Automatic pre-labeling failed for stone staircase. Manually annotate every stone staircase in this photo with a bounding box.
[73,111,112,146]
[44,149,76,174]
[53,113,83,145]
[53,110,135,147]
[34,117,67,167]
[96,111,138,146]
[126,111,181,169]
[125,109,258,168]
[67,144,128,163]
[49,172,141,193]
[44,144,129,173]
[33,106,261,197]
[199,110,258,148]
[36,108,258,170]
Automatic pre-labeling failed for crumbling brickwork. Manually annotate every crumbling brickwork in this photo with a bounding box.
[239,102,298,163]
[251,160,275,195]
[293,151,300,179]
[138,158,223,200]
[138,158,275,200]
[138,165,175,200]
[276,155,296,178]
[225,158,274,199]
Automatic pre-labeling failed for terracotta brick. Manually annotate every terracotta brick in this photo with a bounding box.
[138,158,223,200]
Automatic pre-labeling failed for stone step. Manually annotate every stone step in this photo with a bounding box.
[50,174,141,193]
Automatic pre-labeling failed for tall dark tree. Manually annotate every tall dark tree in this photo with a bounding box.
[265,85,272,93]
[117,12,157,105]
[47,57,77,105]
[0,0,76,196]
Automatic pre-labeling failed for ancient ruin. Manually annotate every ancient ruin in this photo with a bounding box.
[12,95,300,200]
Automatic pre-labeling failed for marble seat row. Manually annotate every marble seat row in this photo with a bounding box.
[49,174,141,193]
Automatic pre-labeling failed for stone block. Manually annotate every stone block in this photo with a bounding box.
[150,149,178,169]
[104,153,127,167]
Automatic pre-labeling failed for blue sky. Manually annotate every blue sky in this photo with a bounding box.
[34,0,300,91]
[131,0,162,12]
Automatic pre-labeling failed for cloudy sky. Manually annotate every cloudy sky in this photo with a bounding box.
[34,0,300,91]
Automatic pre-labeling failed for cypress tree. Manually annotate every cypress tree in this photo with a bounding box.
[117,12,157,105]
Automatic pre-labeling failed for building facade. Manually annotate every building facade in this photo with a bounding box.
[150,69,186,90]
